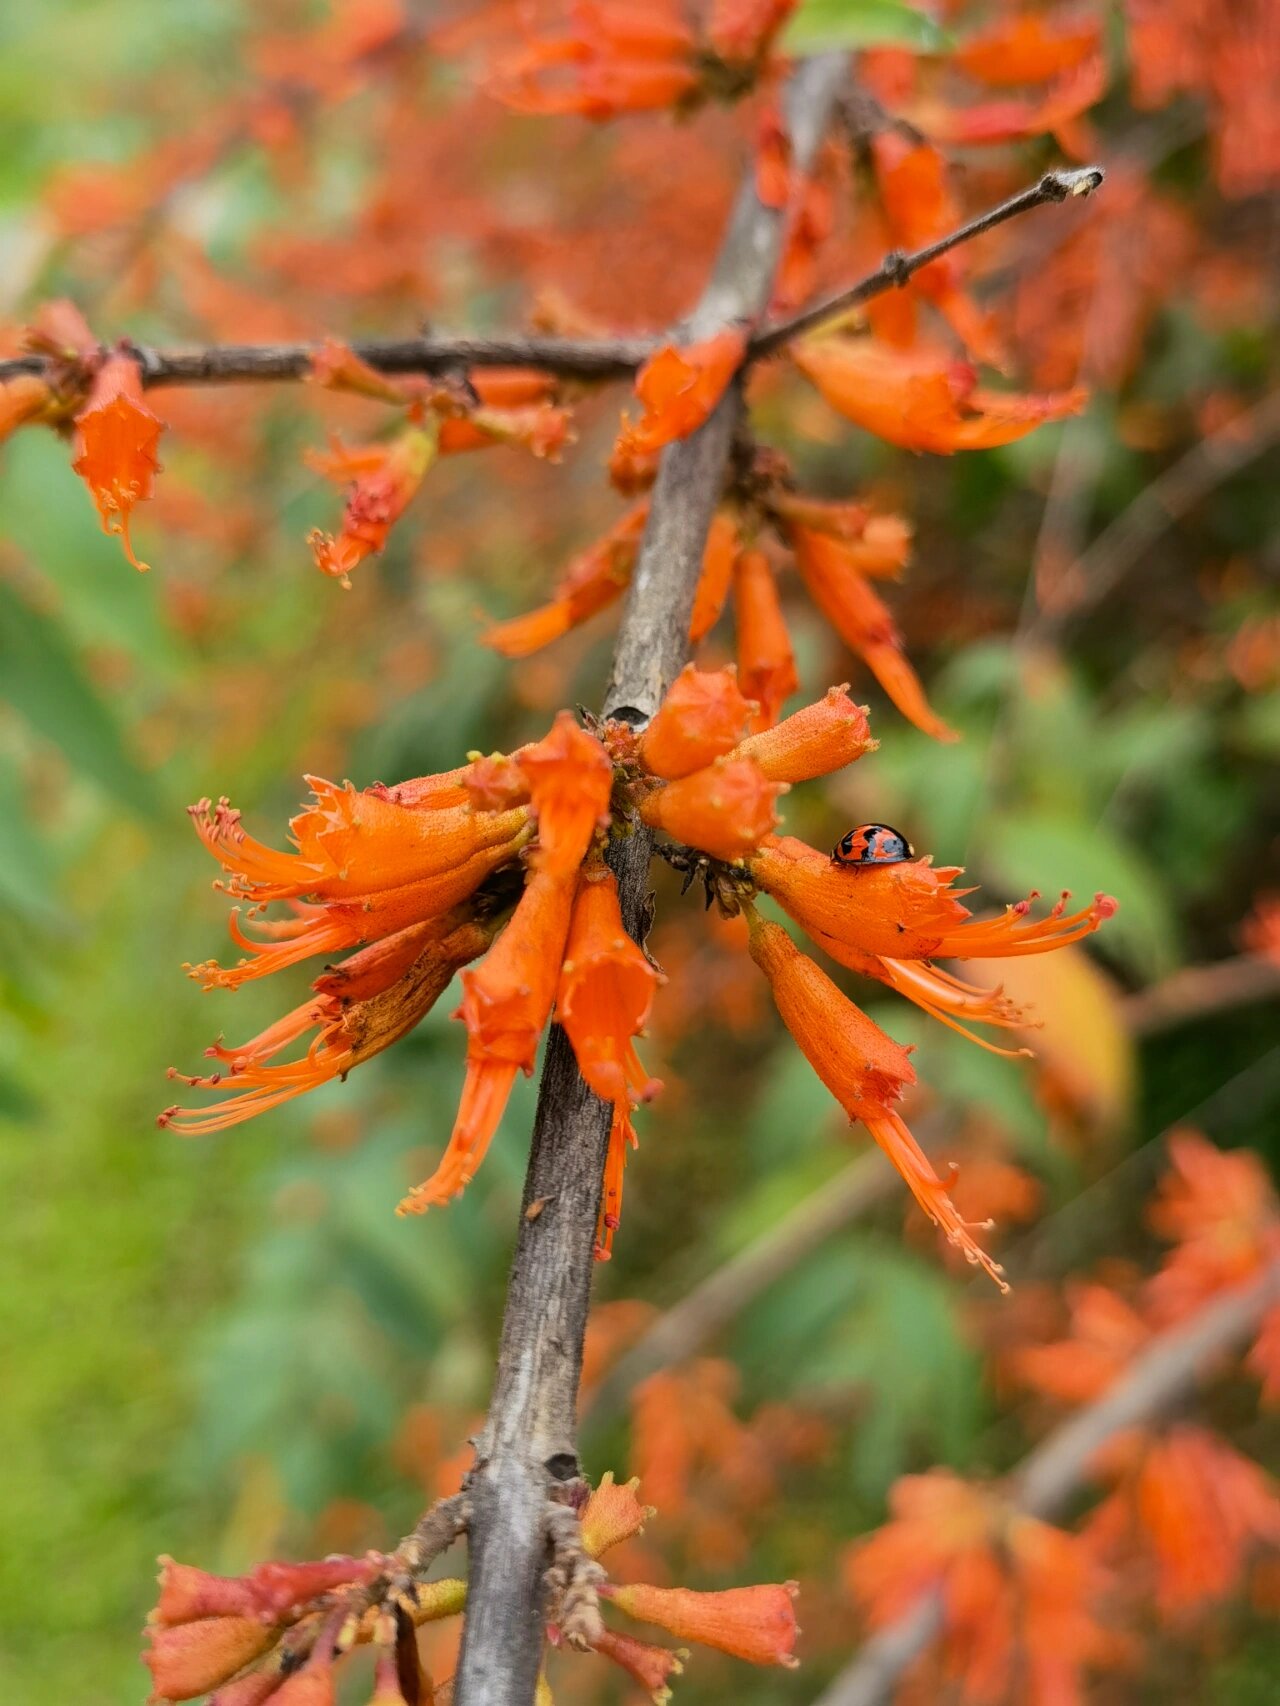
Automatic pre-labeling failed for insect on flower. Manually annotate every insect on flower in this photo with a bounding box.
[832,823,915,866]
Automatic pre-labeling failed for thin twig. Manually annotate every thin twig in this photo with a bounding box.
[0,169,1105,392]
[751,166,1105,357]
[451,54,850,1706]
[1124,953,1280,1036]
[813,1259,1280,1706]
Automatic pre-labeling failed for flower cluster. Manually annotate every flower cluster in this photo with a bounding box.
[848,1471,1111,1705]
[1007,1134,1280,1618]
[144,1472,800,1704]
[304,340,572,586]
[485,0,797,122]
[844,1134,1280,1703]
[167,670,1114,1285]
[484,326,1084,740]
[631,667,1113,1286]
[0,299,164,571]
[163,709,665,1255]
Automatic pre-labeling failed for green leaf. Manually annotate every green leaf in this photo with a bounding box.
[0,584,161,818]
[0,760,62,928]
[783,0,948,53]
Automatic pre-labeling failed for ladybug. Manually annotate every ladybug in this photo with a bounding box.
[832,823,914,866]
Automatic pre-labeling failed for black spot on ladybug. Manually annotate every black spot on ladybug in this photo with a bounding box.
[832,823,914,867]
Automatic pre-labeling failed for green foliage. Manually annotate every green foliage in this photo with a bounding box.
[783,0,948,53]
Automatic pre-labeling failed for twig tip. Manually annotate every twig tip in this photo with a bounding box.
[1043,165,1106,201]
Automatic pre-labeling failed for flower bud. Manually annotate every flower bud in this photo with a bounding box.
[639,757,783,863]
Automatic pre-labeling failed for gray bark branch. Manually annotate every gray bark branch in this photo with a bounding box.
[453,52,850,1706]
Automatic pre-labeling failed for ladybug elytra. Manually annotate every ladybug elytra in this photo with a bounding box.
[832,823,914,866]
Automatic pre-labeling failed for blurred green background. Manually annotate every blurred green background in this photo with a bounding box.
[1,4,1278,1703]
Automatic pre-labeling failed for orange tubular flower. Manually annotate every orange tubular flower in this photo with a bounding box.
[1144,1130,1280,1325]
[596,1101,638,1260]
[733,547,798,729]
[71,353,163,571]
[871,133,1002,364]
[160,912,496,1134]
[732,684,873,783]
[152,1554,377,1628]
[1134,1427,1280,1615]
[516,711,614,875]
[580,1471,655,1558]
[639,756,784,863]
[306,424,436,586]
[557,864,662,1108]
[591,1625,686,1697]
[750,833,1116,963]
[398,864,577,1214]
[1009,1283,1150,1406]
[688,509,739,643]
[932,53,1106,147]
[144,1616,274,1703]
[747,915,1004,1287]
[793,336,1087,453]
[605,1579,800,1668]
[0,373,61,443]
[955,12,1102,87]
[768,493,913,579]
[787,521,957,741]
[185,785,531,988]
[639,664,757,779]
[847,1472,1109,1704]
[487,2,699,120]
[822,952,1036,1059]
[480,502,648,658]
[437,368,573,459]
[616,327,747,460]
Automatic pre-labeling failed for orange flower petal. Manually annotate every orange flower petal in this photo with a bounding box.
[481,502,647,658]
[640,664,757,779]
[607,1579,800,1667]
[143,1618,273,1703]
[689,509,739,643]
[639,756,783,863]
[580,1472,655,1558]
[787,522,956,741]
[617,327,747,458]
[558,865,661,1106]
[794,336,1086,453]
[71,354,163,571]
[306,425,435,586]
[733,547,798,729]
[516,710,614,876]
[732,684,873,782]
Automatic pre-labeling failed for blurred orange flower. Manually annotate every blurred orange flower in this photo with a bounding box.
[72,353,163,571]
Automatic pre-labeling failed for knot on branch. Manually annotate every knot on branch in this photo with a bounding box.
[882,249,912,289]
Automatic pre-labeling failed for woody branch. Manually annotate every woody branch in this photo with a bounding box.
[0,170,1102,392]
[451,52,850,1706]
[812,1258,1280,1706]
